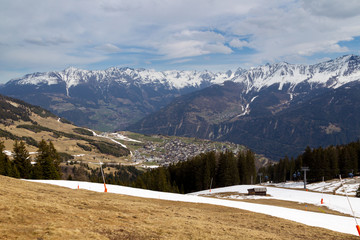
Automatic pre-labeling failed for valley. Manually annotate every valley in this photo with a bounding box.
[1,94,269,178]
[2,55,360,160]
[3,2,360,239]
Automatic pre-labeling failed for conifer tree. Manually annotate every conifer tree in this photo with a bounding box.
[0,141,7,175]
[216,151,239,187]
[237,151,246,184]
[13,140,32,178]
[0,141,19,178]
[326,146,339,179]
[35,140,61,179]
[245,150,256,184]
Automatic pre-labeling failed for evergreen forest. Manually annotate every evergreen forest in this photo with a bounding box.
[133,150,257,193]
[0,140,61,179]
[259,141,360,183]
[3,138,360,194]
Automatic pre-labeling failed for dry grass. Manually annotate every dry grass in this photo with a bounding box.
[0,115,131,164]
[0,176,357,240]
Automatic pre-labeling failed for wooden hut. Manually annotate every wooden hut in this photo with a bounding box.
[247,187,267,196]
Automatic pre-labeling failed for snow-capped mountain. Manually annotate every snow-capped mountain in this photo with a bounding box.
[1,66,245,131]
[127,55,360,160]
[225,54,360,94]
[8,54,360,95]
[0,55,360,152]
[9,66,241,97]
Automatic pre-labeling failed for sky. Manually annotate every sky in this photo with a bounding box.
[1,0,360,83]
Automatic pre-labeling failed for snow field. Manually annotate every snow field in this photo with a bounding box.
[27,179,360,236]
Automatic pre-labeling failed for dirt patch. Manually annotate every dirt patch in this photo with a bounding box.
[0,176,357,239]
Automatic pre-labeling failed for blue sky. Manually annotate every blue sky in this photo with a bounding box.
[1,0,360,83]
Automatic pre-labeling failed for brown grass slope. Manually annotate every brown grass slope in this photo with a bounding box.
[0,95,130,163]
[0,176,357,240]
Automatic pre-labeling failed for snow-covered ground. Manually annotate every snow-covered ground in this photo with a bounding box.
[192,184,360,218]
[271,177,360,196]
[26,179,360,236]
[87,129,137,156]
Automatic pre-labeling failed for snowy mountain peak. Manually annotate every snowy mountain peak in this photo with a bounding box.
[6,55,360,93]
[64,66,80,72]
[232,55,360,92]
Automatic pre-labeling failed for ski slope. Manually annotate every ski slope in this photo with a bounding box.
[26,179,360,236]
[192,184,360,218]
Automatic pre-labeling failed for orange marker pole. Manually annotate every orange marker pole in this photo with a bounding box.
[77,184,79,189]
[99,159,107,193]
[357,225,360,236]
[321,177,325,205]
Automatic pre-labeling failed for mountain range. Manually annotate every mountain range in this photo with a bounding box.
[0,67,237,131]
[128,55,360,159]
[1,55,360,159]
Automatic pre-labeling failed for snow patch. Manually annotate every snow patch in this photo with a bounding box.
[3,150,12,156]
[87,129,133,156]
[237,103,250,117]
[26,179,360,236]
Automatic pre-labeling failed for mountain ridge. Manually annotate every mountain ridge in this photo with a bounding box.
[6,54,360,93]
[127,55,360,160]
[1,54,360,135]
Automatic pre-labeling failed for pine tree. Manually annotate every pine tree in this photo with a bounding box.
[35,140,61,179]
[326,146,339,179]
[0,141,7,175]
[216,151,239,187]
[13,140,32,178]
[237,151,246,184]
[0,141,19,178]
[245,150,256,184]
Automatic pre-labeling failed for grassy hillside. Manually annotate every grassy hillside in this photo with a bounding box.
[0,175,357,239]
[0,94,130,164]
[0,94,270,175]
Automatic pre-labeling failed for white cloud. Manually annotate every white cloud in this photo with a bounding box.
[1,0,360,81]
[24,37,72,46]
[169,58,192,64]
[222,0,360,65]
[229,39,250,49]
[157,30,232,59]
[94,43,121,53]
[301,0,360,18]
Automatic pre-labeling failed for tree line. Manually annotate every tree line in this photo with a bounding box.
[259,140,360,183]
[6,137,360,194]
[133,150,256,193]
[0,140,61,179]
[63,161,142,186]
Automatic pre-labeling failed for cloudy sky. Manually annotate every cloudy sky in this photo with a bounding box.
[1,0,360,83]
